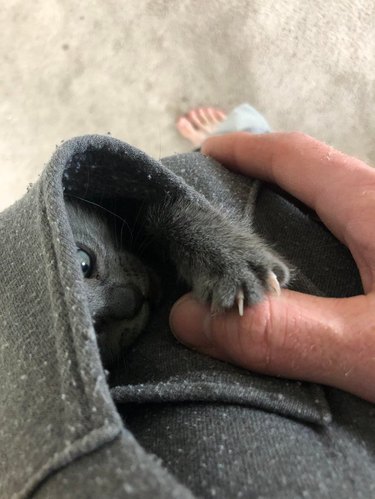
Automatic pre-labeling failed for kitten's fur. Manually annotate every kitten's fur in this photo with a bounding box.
[66,195,290,366]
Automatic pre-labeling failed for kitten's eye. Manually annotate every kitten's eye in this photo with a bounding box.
[77,248,94,278]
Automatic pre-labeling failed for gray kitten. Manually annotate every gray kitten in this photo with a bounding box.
[66,195,290,366]
[66,199,153,366]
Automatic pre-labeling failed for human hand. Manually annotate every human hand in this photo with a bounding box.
[169,132,375,403]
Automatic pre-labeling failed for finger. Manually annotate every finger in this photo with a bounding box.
[201,133,375,291]
[170,292,375,403]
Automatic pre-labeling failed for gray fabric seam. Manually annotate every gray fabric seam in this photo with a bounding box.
[41,175,94,412]
[14,176,123,498]
[15,424,121,499]
[110,380,330,424]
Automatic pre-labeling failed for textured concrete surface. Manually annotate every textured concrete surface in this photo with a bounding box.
[1,1,375,210]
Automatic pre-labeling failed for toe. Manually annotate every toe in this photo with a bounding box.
[197,108,210,125]
[176,116,207,147]
[214,109,227,121]
[177,106,227,145]
[188,109,210,131]
[207,107,226,124]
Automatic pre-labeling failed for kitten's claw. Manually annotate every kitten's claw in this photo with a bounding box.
[267,271,281,296]
[236,289,244,316]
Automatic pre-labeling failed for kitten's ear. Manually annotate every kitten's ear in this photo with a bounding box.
[148,268,162,309]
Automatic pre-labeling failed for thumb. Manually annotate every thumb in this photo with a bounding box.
[169,291,375,401]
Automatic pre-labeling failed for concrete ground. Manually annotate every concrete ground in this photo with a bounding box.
[1,1,375,211]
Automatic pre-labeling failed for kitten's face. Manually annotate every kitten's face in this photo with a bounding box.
[65,199,153,366]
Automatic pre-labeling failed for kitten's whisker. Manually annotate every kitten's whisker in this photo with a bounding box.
[65,194,134,246]
[119,219,127,250]
[130,201,149,249]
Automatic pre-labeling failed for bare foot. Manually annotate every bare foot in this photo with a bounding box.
[176,107,227,147]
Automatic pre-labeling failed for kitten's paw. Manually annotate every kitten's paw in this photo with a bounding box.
[191,242,290,315]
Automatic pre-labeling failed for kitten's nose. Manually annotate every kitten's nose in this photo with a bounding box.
[108,284,146,320]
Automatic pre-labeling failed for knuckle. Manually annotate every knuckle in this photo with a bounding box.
[237,299,282,369]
